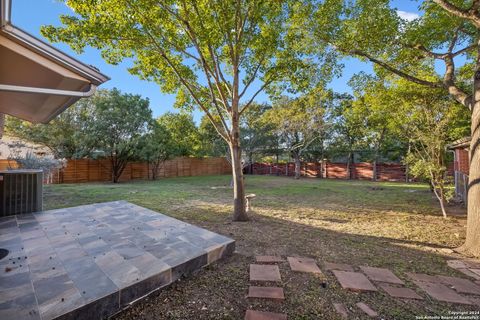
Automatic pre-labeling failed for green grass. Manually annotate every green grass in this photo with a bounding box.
[44,175,472,319]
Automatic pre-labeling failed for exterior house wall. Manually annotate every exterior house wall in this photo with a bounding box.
[454,148,469,175]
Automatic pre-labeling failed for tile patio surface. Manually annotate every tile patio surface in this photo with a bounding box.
[0,201,235,320]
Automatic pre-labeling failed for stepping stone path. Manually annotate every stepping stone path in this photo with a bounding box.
[332,270,378,292]
[333,303,349,319]
[447,259,480,280]
[248,286,285,300]
[287,257,322,274]
[256,256,284,263]
[437,275,480,295]
[407,273,473,305]
[413,280,472,305]
[250,264,282,282]
[324,262,354,272]
[245,310,287,320]
[360,266,404,285]
[378,283,423,300]
[356,302,378,317]
[245,257,287,319]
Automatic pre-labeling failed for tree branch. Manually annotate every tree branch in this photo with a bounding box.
[348,49,444,88]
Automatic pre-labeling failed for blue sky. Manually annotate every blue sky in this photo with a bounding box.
[11,0,421,123]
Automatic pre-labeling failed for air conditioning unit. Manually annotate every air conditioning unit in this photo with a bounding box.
[0,170,43,217]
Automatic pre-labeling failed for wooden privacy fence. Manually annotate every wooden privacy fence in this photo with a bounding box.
[0,157,231,184]
[248,162,408,181]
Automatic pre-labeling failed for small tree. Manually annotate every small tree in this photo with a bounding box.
[263,93,326,179]
[139,122,176,180]
[388,78,469,218]
[87,88,152,183]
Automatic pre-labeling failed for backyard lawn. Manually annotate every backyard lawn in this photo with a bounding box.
[44,175,472,319]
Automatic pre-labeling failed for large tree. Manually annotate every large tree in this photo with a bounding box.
[311,0,480,256]
[42,0,331,221]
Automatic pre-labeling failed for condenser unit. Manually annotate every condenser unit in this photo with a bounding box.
[0,170,43,217]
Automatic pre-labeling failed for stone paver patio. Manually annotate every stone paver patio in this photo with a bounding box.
[0,201,235,320]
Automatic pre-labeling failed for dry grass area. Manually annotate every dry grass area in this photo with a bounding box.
[44,175,476,319]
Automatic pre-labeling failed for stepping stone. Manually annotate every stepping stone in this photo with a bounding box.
[287,257,322,274]
[447,260,468,269]
[413,280,472,304]
[470,297,480,307]
[245,310,287,320]
[360,266,404,285]
[333,303,348,319]
[250,264,281,282]
[256,256,284,263]
[324,262,354,272]
[438,275,480,295]
[471,269,480,276]
[248,286,285,300]
[332,270,378,292]
[457,268,480,280]
[378,283,423,300]
[464,260,480,269]
[406,273,440,283]
[356,302,378,317]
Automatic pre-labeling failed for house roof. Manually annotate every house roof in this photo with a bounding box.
[0,0,109,124]
[447,137,471,150]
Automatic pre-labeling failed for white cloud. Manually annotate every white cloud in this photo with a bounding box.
[397,10,420,21]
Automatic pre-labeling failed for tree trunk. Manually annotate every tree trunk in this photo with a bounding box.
[230,141,248,221]
[347,152,354,179]
[432,182,448,219]
[372,159,377,182]
[294,154,301,179]
[461,84,480,255]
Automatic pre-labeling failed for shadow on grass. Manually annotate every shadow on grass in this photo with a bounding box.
[108,202,475,320]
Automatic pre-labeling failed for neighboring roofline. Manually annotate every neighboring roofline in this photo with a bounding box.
[447,137,471,150]
[0,0,109,86]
